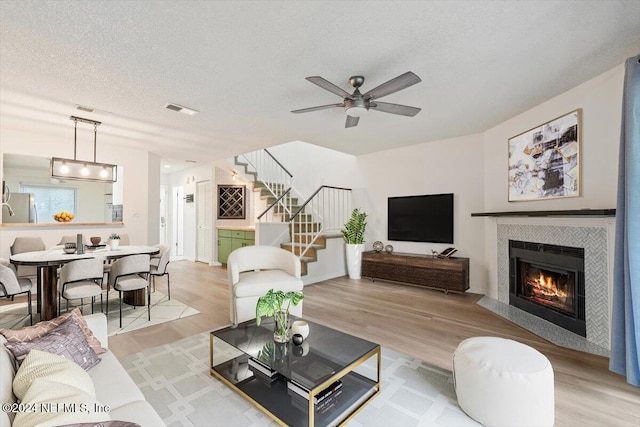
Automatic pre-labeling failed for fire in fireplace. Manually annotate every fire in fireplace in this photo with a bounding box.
[509,240,585,337]
[519,262,575,317]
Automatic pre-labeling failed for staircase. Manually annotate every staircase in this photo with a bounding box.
[234,151,350,277]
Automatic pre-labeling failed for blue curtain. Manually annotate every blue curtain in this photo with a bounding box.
[610,54,640,386]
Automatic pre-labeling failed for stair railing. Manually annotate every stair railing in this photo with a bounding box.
[257,187,292,223]
[239,149,300,222]
[288,186,352,258]
[240,148,292,197]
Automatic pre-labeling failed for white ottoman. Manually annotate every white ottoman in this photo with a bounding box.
[453,337,554,427]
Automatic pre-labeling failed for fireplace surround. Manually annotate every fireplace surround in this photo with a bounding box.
[509,240,586,336]
[494,220,611,352]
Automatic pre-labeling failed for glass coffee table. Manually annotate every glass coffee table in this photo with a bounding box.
[210,316,381,427]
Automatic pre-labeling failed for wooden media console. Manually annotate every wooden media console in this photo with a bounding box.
[361,251,469,293]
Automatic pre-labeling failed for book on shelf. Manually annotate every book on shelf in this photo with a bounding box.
[248,357,278,378]
[289,388,343,414]
[287,378,343,405]
[290,360,336,389]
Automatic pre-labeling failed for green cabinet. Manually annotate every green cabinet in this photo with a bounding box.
[218,229,255,265]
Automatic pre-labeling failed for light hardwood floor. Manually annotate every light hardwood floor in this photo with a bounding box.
[8,260,637,426]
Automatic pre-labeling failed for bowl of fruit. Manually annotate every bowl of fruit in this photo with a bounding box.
[53,211,74,223]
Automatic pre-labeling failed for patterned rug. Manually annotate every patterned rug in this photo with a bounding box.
[0,291,199,336]
[120,332,479,427]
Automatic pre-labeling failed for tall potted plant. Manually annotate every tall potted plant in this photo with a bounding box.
[256,289,304,343]
[341,208,367,279]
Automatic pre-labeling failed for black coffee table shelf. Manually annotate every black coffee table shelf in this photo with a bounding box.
[210,317,381,427]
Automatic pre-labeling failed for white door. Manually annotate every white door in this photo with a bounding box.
[159,186,168,245]
[196,180,211,263]
[172,186,184,258]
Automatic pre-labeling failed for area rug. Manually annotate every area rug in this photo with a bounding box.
[0,291,199,336]
[120,333,479,427]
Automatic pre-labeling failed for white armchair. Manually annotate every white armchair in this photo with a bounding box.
[227,245,304,325]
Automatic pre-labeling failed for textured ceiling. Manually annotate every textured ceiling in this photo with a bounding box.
[1,0,639,167]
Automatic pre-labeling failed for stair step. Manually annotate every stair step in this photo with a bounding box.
[285,214,313,222]
[281,243,318,257]
[253,181,285,191]
[293,223,321,232]
[292,234,327,248]
[262,196,299,205]
[232,157,258,180]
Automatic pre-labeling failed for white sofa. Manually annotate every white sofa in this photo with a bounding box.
[0,313,165,426]
[227,245,304,325]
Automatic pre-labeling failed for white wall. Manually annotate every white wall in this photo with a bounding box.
[483,63,624,212]
[357,133,487,293]
[0,126,156,258]
[481,63,624,298]
[146,152,161,245]
[267,141,365,200]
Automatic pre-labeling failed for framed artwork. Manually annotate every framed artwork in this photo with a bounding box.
[218,185,246,219]
[508,109,581,202]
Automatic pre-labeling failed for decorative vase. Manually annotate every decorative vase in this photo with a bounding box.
[109,239,120,250]
[345,243,366,279]
[291,320,309,339]
[273,311,290,343]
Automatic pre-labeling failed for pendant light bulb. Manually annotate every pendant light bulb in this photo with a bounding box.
[80,164,90,176]
[60,162,69,174]
[99,167,108,178]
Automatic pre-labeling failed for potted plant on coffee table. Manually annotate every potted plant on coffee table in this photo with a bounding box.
[341,208,368,279]
[256,289,304,343]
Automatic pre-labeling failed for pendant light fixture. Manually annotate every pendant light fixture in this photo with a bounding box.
[51,116,118,182]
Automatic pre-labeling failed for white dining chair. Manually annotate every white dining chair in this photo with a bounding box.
[0,258,33,325]
[107,254,151,328]
[149,244,171,299]
[58,258,104,315]
[10,237,45,283]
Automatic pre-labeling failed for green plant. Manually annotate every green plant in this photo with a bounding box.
[341,208,368,244]
[109,233,120,240]
[255,289,304,327]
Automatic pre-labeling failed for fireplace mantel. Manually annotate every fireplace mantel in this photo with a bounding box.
[471,208,615,217]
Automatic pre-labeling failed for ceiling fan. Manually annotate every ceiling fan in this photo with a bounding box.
[291,71,422,128]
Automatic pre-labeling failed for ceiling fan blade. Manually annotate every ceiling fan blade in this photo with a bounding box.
[345,115,359,128]
[362,71,421,100]
[370,101,421,117]
[306,76,351,98]
[291,103,344,114]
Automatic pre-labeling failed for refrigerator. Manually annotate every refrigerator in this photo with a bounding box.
[2,193,37,223]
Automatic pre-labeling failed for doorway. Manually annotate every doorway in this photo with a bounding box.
[196,180,211,263]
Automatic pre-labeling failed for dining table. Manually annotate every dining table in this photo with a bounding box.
[10,245,160,321]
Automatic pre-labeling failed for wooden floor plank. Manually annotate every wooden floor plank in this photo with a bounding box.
[4,260,638,426]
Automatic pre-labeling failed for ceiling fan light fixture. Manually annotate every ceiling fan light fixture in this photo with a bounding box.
[293,72,421,128]
[346,105,368,117]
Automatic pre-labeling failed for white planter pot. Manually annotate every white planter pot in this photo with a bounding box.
[345,243,365,279]
[109,239,120,250]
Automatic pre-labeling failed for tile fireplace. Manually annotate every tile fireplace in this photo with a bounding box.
[493,220,612,353]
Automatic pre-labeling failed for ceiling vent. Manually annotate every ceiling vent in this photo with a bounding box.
[164,103,199,116]
[75,105,112,116]
[76,105,94,113]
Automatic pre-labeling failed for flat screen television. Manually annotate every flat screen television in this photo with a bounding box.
[388,193,454,243]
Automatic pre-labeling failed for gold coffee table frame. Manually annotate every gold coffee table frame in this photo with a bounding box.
[209,332,381,427]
